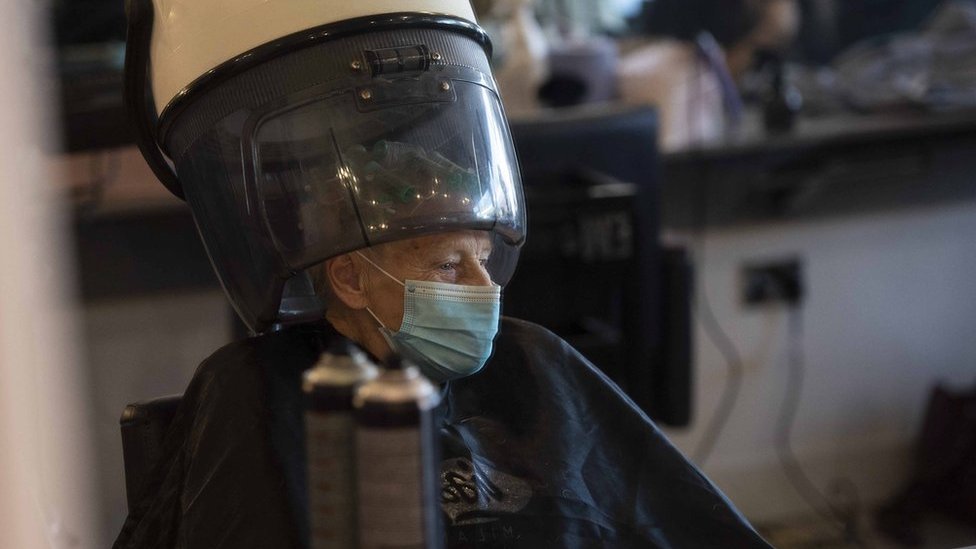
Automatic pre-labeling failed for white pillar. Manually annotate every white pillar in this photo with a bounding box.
[0,1,98,547]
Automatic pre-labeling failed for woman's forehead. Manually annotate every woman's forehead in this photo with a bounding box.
[377,231,492,258]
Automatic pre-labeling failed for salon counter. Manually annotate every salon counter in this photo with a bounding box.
[660,108,976,229]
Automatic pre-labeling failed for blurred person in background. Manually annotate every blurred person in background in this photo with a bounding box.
[619,0,800,149]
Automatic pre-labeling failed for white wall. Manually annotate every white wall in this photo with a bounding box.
[663,199,976,523]
[62,141,231,544]
[83,291,230,546]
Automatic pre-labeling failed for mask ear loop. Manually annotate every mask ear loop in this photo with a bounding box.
[355,251,402,332]
[355,251,405,287]
[364,307,390,331]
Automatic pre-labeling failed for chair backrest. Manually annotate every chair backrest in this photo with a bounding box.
[119,394,183,511]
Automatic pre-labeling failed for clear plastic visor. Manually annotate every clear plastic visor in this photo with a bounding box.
[244,75,525,285]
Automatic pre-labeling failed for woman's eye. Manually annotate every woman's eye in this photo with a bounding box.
[478,258,489,267]
[439,262,457,272]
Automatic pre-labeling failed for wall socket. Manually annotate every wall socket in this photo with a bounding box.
[742,259,804,306]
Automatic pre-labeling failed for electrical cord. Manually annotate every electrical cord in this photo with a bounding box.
[679,33,869,543]
[688,163,744,467]
[688,167,869,543]
[691,273,746,466]
[688,70,746,466]
[682,30,748,468]
[689,171,746,466]
[778,307,871,548]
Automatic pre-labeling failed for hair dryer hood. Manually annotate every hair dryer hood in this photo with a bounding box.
[147,0,478,115]
[124,0,525,334]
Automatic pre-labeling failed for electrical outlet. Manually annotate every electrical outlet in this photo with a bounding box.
[742,259,804,306]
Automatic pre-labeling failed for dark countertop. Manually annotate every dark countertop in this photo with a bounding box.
[661,108,976,229]
[666,108,976,160]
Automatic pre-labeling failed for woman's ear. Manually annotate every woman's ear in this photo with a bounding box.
[324,254,369,309]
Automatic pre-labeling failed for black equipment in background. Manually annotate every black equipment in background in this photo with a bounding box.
[51,0,132,152]
[506,106,692,427]
[876,381,976,546]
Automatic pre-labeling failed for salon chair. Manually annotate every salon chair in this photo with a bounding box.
[119,394,183,511]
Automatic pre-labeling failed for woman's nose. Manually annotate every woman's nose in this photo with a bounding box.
[460,262,493,286]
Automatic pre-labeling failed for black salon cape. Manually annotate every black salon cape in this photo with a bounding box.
[113,318,771,549]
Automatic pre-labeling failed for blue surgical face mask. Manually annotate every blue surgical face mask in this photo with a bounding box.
[356,252,501,382]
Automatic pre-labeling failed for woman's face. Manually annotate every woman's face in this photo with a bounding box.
[361,230,494,332]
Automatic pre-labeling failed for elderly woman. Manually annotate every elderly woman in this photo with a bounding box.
[115,0,772,547]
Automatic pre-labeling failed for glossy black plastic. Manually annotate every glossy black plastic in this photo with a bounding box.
[123,0,183,198]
